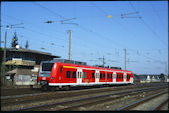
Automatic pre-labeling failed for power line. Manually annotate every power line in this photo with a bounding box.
[32,2,128,51]
[2,14,67,38]
[150,2,168,31]
[32,2,65,19]
[128,1,168,47]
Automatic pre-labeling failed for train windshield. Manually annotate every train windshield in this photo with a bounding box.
[42,63,54,71]
[39,63,54,77]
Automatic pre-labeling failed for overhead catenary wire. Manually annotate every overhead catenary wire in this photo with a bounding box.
[2,13,166,66]
[32,2,128,51]
[150,2,168,31]
[128,1,168,47]
[2,14,67,38]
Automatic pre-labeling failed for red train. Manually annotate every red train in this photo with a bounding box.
[37,60,134,90]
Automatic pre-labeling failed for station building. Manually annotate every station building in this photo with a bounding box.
[0,47,60,87]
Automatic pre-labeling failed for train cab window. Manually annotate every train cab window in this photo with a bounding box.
[72,71,76,78]
[100,73,102,79]
[66,71,71,78]
[92,73,95,79]
[107,74,109,79]
[103,73,105,79]
[83,72,87,78]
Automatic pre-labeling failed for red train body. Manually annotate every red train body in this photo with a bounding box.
[37,61,133,90]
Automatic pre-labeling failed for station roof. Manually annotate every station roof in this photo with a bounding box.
[2,48,60,58]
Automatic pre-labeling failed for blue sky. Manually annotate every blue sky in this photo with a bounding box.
[1,1,168,75]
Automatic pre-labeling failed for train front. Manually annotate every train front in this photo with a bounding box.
[37,61,57,90]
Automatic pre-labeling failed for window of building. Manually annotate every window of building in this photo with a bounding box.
[92,73,95,79]
[72,71,76,78]
[83,72,87,78]
[66,71,71,78]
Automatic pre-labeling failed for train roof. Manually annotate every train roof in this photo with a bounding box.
[41,59,132,73]
[57,62,132,73]
[41,59,87,65]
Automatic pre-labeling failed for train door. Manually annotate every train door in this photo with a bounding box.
[95,70,99,84]
[130,73,133,83]
[124,73,126,83]
[113,72,116,83]
[77,68,82,85]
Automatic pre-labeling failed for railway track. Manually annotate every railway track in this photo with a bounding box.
[1,85,134,106]
[152,97,168,110]
[1,83,166,107]
[9,85,168,111]
[1,83,168,111]
[117,90,168,111]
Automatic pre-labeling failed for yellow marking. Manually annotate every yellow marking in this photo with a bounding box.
[63,66,76,69]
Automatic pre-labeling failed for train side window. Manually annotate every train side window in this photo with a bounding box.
[92,73,95,79]
[111,74,112,78]
[60,67,63,73]
[107,74,109,79]
[103,73,105,79]
[66,71,71,78]
[100,73,102,79]
[122,74,123,79]
[72,71,76,78]
[83,72,87,78]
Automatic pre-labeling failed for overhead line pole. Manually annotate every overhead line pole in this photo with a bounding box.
[68,30,72,60]
[124,48,127,70]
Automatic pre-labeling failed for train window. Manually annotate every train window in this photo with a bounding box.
[122,74,123,79]
[92,73,95,79]
[83,72,87,78]
[107,74,109,79]
[111,74,112,78]
[66,71,71,78]
[79,72,82,78]
[96,73,99,78]
[100,73,102,79]
[127,74,130,79]
[103,73,105,79]
[72,71,76,78]
[60,67,63,73]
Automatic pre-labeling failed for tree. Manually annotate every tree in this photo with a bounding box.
[25,40,29,49]
[11,32,18,47]
[159,73,165,82]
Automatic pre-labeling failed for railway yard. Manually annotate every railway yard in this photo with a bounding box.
[1,83,168,111]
